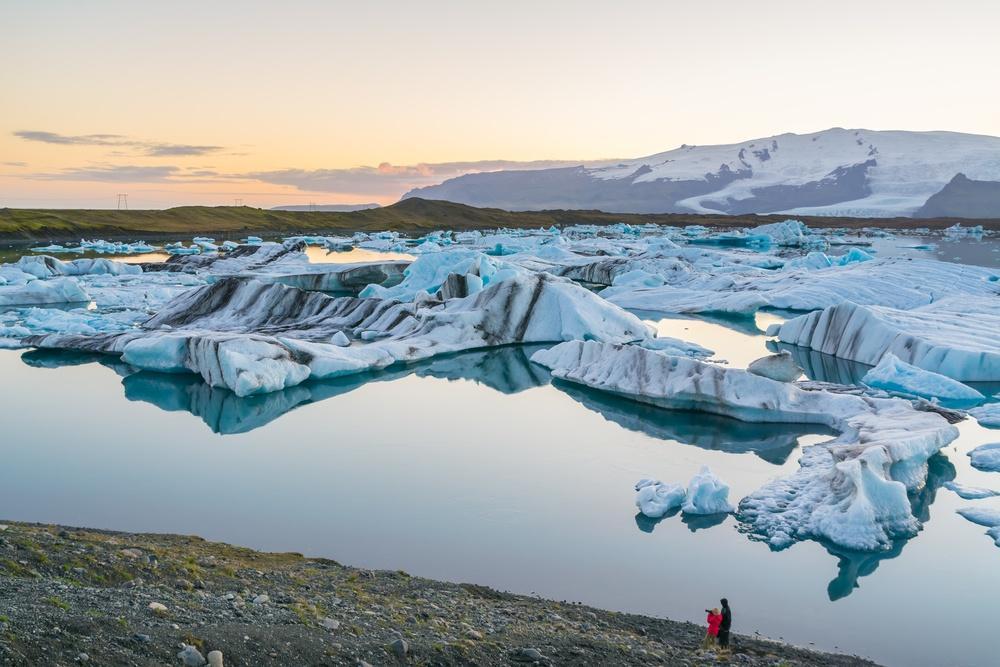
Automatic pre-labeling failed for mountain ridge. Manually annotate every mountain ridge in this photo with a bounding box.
[404,128,1000,218]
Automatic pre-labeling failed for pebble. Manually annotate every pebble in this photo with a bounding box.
[390,637,409,659]
[177,644,206,667]
[320,617,340,631]
[512,647,548,662]
[0,524,8,531]
[251,594,269,605]
[76,652,89,663]
[119,548,143,559]
[148,602,168,613]
[207,650,224,667]
[133,633,152,643]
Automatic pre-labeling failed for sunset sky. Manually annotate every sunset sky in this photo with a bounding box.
[3,0,999,209]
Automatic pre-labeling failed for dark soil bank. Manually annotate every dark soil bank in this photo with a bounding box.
[0,522,880,666]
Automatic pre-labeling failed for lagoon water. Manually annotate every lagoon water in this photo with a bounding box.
[1,234,999,666]
[2,312,998,667]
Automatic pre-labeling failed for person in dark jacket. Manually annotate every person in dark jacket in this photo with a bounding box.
[718,598,732,653]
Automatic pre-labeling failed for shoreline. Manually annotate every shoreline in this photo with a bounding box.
[0,520,881,666]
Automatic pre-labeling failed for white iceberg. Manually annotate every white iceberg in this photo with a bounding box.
[861,353,984,404]
[682,466,734,515]
[0,277,91,306]
[634,479,686,518]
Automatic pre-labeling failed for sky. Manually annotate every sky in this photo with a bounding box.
[2,0,999,209]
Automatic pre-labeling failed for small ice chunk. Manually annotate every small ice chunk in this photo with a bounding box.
[862,353,984,404]
[634,479,686,518]
[943,482,998,500]
[681,466,734,515]
[330,330,351,347]
[968,443,1000,472]
[747,350,803,382]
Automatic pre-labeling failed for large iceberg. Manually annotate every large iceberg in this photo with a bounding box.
[28,273,652,397]
[532,340,958,551]
[772,298,1000,382]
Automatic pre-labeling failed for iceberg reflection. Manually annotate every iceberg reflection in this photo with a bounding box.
[554,381,835,464]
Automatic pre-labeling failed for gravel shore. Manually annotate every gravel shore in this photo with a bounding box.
[0,521,880,666]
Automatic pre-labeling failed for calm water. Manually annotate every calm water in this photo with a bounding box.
[1,313,998,667]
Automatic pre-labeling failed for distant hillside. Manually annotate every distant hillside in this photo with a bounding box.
[406,128,1000,217]
[915,173,1000,218]
[1,198,998,242]
[271,203,380,212]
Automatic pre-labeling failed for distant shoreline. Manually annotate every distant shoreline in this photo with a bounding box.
[0,520,881,666]
[1,198,997,243]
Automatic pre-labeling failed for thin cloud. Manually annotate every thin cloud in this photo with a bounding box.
[244,159,588,196]
[31,165,181,182]
[13,130,223,157]
[3,161,28,167]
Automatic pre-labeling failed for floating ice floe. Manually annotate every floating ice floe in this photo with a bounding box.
[943,482,998,500]
[968,443,1000,472]
[860,353,984,405]
[634,479,686,518]
[532,340,959,551]
[956,507,1000,547]
[772,298,1000,382]
[968,403,1000,428]
[29,272,651,397]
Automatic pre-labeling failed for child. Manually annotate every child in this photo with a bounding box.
[701,607,723,649]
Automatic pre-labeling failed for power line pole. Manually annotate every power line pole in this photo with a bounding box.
[116,193,129,210]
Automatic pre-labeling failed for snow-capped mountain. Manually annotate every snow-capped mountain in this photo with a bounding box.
[404,128,1000,217]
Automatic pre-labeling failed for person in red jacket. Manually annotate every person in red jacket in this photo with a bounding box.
[701,607,723,649]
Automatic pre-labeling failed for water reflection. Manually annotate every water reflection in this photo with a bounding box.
[823,454,955,601]
[768,340,873,385]
[25,346,550,435]
[555,381,835,464]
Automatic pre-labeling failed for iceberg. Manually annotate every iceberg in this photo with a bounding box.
[634,479,686,518]
[968,443,1000,472]
[772,299,1000,382]
[0,277,90,306]
[606,257,998,315]
[860,353,984,404]
[28,273,651,397]
[682,466,734,515]
[532,340,958,551]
